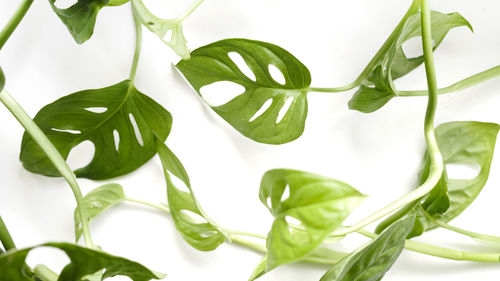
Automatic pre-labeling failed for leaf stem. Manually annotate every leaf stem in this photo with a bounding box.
[177,0,205,22]
[0,89,95,249]
[356,229,500,262]
[129,7,143,82]
[437,222,500,246]
[33,264,58,281]
[0,0,34,50]
[0,216,16,251]
[398,65,500,96]
[124,197,171,214]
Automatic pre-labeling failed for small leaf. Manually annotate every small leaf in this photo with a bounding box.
[74,183,125,241]
[0,67,5,92]
[132,0,192,59]
[177,39,311,144]
[0,242,164,281]
[156,139,228,251]
[20,80,172,180]
[259,169,364,272]
[108,0,128,5]
[321,215,415,281]
[349,9,472,113]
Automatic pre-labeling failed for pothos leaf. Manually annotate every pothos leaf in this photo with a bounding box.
[132,0,192,59]
[156,139,229,251]
[0,242,164,281]
[176,39,311,144]
[74,183,125,241]
[20,80,172,180]
[376,121,500,237]
[320,215,415,281]
[0,67,5,92]
[349,7,472,113]
[258,169,364,274]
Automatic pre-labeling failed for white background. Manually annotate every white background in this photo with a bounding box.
[1,0,500,280]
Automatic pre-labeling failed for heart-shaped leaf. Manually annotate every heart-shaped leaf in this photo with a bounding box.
[321,215,415,281]
[176,39,311,144]
[0,242,164,281]
[156,139,229,251]
[349,8,472,113]
[258,169,364,273]
[74,183,125,241]
[20,80,172,180]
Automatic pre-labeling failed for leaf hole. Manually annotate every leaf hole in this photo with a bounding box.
[113,130,120,151]
[249,99,273,122]
[402,36,424,59]
[200,81,245,106]
[266,197,272,208]
[280,184,290,202]
[228,52,256,81]
[26,247,70,273]
[180,210,207,224]
[200,230,218,238]
[52,128,81,134]
[52,0,77,9]
[268,64,286,84]
[66,140,95,171]
[446,163,481,180]
[285,216,301,227]
[164,29,173,42]
[276,97,294,124]
[169,173,190,193]
[128,114,144,146]
[85,107,108,114]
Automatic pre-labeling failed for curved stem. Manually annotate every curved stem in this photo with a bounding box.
[399,65,500,97]
[306,83,358,93]
[0,216,16,251]
[124,197,171,214]
[129,7,143,82]
[177,0,205,22]
[0,0,33,50]
[0,89,94,249]
[330,0,443,237]
[437,222,500,246]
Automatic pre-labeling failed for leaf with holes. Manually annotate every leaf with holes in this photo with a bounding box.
[376,121,500,237]
[20,80,172,180]
[74,183,125,242]
[257,169,364,275]
[176,39,311,144]
[132,0,193,59]
[321,215,415,281]
[0,242,164,281]
[156,139,229,251]
[349,7,472,113]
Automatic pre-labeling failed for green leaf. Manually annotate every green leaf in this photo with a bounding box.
[0,67,5,92]
[376,121,500,236]
[108,0,128,6]
[321,215,415,281]
[48,0,114,44]
[176,39,311,144]
[20,80,172,180]
[74,183,125,241]
[0,242,164,281]
[259,169,364,272]
[349,9,472,113]
[132,0,191,59]
[156,139,228,251]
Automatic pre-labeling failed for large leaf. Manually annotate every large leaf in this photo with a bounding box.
[349,8,472,113]
[20,80,172,180]
[0,242,164,281]
[156,139,228,251]
[74,183,125,241]
[320,215,415,281]
[259,169,364,272]
[176,39,311,144]
[376,121,500,236]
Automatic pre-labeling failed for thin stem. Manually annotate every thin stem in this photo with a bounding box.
[357,229,500,262]
[306,83,358,93]
[177,0,205,22]
[129,7,143,82]
[330,0,444,237]
[226,230,267,240]
[0,216,16,251]
[124,197,171,214]
[438,222,500,246]
[0,89,94,249]
[0,0,34,49]
[33,265,58,281]
[399,65,500,96]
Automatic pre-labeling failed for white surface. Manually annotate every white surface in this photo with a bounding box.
[1,0,500,280]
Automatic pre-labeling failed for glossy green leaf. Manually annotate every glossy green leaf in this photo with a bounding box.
[108,0,128,5]
[321,215,415,281]
[0,242,164,281]
[156,139,228,251]
[74,183,125,241]
[349,9,472,113]
[376,121,499,236]
[132,0,192,59]
[259,169,364,271]
[176,39,311,144]
[20,80,172,180]
[0,67,5,92]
